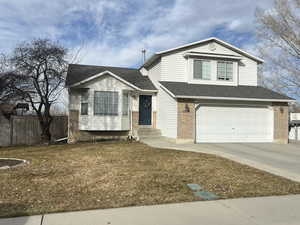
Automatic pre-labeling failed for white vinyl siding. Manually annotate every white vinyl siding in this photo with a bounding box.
[159,40,258,86]
[238,58,258,86]
[193,60,211,80]
[161,53,187,82]
[157,87,177,138]
[217,61,233,81]
[147,59,161,88]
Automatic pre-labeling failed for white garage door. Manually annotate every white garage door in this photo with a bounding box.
[196,105,274,143]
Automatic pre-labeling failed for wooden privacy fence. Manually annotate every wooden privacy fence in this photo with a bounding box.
[0,115,68,146]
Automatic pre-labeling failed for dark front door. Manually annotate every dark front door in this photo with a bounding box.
[139,95,152,125]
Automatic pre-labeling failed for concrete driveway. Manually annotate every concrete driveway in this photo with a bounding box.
[142,138,300,182]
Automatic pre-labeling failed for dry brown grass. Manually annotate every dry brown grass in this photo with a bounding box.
[1,141,300,218]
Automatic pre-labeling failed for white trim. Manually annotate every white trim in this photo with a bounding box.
[184,52,242,60]
[175,95,295,102]
[195,102,273,109]
[69,70,157,92]
[156,37,264,63]
[193,59,212,81]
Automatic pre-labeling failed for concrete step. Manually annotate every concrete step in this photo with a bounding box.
[138,128,161,138]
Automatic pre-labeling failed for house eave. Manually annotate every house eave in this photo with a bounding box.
[156,37,264,63]
[67,70,157,92]
[183,52,243,60]
[175,95,295,102]
[142,37,264,69]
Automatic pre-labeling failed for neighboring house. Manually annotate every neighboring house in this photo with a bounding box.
[66,37,294,144]
[289,112,300,141]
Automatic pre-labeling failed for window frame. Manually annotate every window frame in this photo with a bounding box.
[217,61,233,81]
[193,59,211,80]
[94,91,119,116]
[81,103,88,115]
[80,91,89,115]
[122,92,129,116]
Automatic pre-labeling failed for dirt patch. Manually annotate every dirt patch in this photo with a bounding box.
[0,141,300,218]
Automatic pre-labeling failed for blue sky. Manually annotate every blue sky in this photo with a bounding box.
[0,0,273,68]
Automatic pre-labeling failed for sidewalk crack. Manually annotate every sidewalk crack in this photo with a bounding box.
[40,215,44,225]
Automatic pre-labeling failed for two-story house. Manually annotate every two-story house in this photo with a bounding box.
[66,37,294,144]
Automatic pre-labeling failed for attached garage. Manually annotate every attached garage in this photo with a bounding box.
[160,82,294,144]
[196,105,274,143]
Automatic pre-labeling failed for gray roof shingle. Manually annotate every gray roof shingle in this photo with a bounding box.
[159,81,293,101]
[66,64,157,90]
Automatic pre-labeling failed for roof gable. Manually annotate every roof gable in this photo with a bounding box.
[143,37,263,68]
[66,64,157,91]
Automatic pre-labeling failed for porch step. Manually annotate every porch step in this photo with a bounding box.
[138,128,162,139]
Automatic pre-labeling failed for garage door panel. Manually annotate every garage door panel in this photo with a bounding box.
[196,105,274,143]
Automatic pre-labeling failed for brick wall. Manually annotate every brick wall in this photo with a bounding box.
[68,110,128,143]
[272,103,289,144]
[177,101,195,140]
[152,111,157,128]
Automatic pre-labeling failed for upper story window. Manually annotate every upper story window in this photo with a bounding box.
[94,91,118,116]
[193,60,211,80]
[80,91,89,115]
[217,61,233,81]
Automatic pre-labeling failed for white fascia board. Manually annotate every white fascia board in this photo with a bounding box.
[183,52,242,60]
[175,95,295,102]
[139,89,158,93]
[156,37,216,54]
[156,37,264,63]
[69,70,157,92]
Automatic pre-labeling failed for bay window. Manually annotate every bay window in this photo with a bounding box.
[94,91,118,115]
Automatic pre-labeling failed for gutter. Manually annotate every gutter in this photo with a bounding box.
[174,95,296,103]
[183,52,242,60]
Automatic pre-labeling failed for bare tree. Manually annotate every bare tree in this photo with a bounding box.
[9,39,68,143]
[256,0,300,98]
[0,54,18,103]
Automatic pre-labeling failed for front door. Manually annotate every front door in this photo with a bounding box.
[139,95,152,125]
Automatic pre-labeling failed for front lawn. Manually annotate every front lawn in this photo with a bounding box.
[1,141,300,217]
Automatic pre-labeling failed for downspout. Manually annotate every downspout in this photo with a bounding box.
[130,92,133,137]
[128,91,133,138]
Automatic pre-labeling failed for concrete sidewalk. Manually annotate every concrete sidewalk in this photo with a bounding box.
[1,195,300,225]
